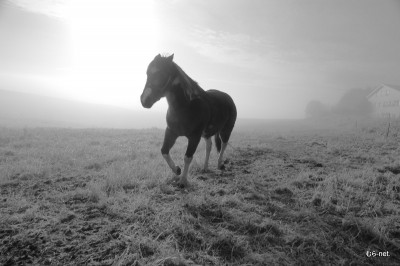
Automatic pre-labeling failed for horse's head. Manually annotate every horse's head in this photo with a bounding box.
[141,54,175,108]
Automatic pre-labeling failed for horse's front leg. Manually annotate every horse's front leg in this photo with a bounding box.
[161,128,180,182]
[178,135,202,187]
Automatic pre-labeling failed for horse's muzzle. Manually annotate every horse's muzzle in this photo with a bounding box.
[141,98,153,109]
[141,98,152,108]
[141,87,154,108]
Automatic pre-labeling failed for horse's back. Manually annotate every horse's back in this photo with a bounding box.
[205,89,236,113]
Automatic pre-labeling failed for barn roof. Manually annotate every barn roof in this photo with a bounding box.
[367,84,400,99]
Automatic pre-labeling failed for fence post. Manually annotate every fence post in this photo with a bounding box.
[386,117,391,138]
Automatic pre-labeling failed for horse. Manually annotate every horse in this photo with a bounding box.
[140,54,237,187]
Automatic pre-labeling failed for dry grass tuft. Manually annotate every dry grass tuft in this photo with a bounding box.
[1,124,400,265]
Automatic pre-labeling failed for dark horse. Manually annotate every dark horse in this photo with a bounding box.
[140,54,237,187]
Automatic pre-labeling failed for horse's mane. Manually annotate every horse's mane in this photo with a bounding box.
[173,62,205,101]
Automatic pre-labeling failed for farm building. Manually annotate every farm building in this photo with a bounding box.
[367,84,400,119]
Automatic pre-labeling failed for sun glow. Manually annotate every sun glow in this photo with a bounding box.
[65,0,158,108]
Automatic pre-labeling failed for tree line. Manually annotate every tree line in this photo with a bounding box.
[305,88,373,118]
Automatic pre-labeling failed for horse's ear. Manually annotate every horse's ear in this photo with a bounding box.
[155,54,161,60]
[167,53,174,62]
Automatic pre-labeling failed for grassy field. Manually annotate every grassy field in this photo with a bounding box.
[1,120,400,265]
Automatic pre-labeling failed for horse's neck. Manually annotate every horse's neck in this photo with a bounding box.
[166,64,205,110]
[166,85,189,111]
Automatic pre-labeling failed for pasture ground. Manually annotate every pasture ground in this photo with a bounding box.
[1,119,400,265]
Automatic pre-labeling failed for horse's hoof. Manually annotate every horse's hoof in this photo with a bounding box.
[170,179,189,188]
[175,176,189,188]
[176,166,182,175]
[200,168,211,173]
[177,180,189,188]
[167,175,180,184]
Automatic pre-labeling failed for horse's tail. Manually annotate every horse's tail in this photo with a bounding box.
[214,133,221,153]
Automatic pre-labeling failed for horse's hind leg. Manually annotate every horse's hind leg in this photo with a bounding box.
[161,128,181,178]
[218,127,234,170]
[217,141,228,170]
[214,132,227,170]
[203,137,212,171]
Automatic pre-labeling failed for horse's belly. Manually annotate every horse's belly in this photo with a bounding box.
[167,116,205,137]
[202,124,218,138]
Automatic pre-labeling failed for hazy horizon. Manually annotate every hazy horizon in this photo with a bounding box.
[1,0,400,120]
[0,88,310,129]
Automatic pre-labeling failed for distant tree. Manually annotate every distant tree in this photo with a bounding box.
[332,88,373,116]
[305,100,329,118]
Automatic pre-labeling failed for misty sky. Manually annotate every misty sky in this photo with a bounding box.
[0,0,400,119]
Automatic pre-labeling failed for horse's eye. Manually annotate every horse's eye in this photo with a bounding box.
[148,72,160,79]
[147,75,160,86]
[147,73,156,82]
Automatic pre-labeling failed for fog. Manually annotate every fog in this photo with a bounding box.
[0,89,303,131]
[0,89,165,128]
[1,0,400,124]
